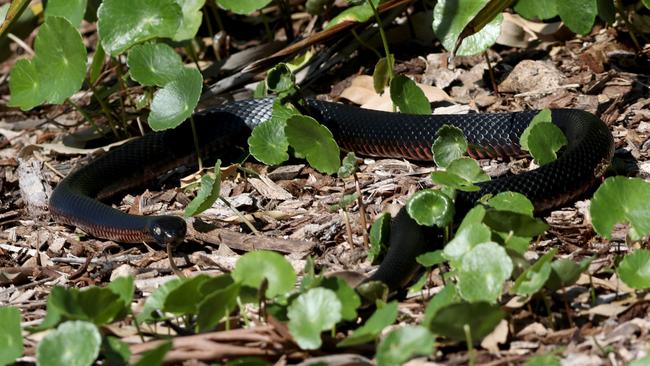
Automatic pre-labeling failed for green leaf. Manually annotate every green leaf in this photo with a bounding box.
[432,125,468,168]
[643,0,650,9]
[519,109,552,151]
[327,0,379,28]
[514,0,558,20]
[428,302,505,341]
[0,307,23,365]
[629,355,650,366]
[285,115,341,175]
[487,192,534,216]
[89,42,105,85]
[376,326,435,366]
[248,100,294,165]
[133,341,171,366]
[417,250,446,267]
[389,75,432,115]
[197,279,241,331]
[430,171,480,192]
[45,286,127,325]
[232,251,296,298]
[368,212,391,263]
[597,0,616,23]
[443,223,491,264]
[184,161,222,217]
[422,284,460,328]
[337,152,358,178]
[103,336,131,365]
[265,63,295,94]
[173,0,205,41]
[457,242,513,303]
[524,354,562,366]
[432,0,503,56]
[45,0,87,27]
[149,68,203,131]
[107,276,135,306]
[373,56,391,94]
[163,274,212,314]
[590,177,650,240]
[483,209,548,237]
[36,321,101,366]
[338,301,398,347]
[457,205,486,232]
[287,288,342,350]
[216,0,273,15]
[618,250,650,289]
[320,277,361,321]
[511,249,556,296]
[97,0,182,55]
[447,157,490,183]
[545,257,592,291]
[127,43,184,87]
[8,59,44,110]
[406,189,454,227]
[526,122,567,165]
[137,278,183,322]
[556,0,597,35]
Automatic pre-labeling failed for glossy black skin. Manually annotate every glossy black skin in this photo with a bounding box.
[49,97,614,291]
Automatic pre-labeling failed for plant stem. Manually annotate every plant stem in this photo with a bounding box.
[367,0,394,81]
[66,98,118,139]
[189,115,203,171]
[464,324,475,366]
[88,83,122,138]
[351,29,382,59]
[218,196,260,235]
[483,52,499,96]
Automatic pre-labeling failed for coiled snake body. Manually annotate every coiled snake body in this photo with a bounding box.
[49,97,614,290]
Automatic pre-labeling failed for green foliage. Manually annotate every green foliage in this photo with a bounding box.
[127,43,184,87]
[545,257,592,291]
[0,307,23,365]
[389,75,432,115]
[327,0,380,28]
[36,321,102,366]
[287,288,342,349]
[376,326,435,366]
[432,0,503,56]
[248,101,294,165]
[406,189,455,227]
[430,157,490,192]
[285,115,341,175]
[590,176,650,240]
[132,341,171,366]
[337,152,358,178]
[338,301,398,347]
[428,302,505,341]
[148,68,203,130]
[514,0,558,20]
[557,0,598,35]
[232,251,297,298]
[97,0,181,56]
[431,125,468,168]
[217,0,274,15]
[368,212,391,263]
[373,57,391,94]
[103,337,131,365]
[45,0,88,27]
[320,277,361,321]
[443,223,491,264]
[422,284,460,328]
[42,285,130,327]
[617,250,650,289]
[417,250,446,267]
[185,161,222,217]
[9,16,86,110]
[266,63,296,95]
[511,249,556,296]
[456,242,513,303]
[173,0,206,41]
[137,278,182,323]
[524,354,562,366]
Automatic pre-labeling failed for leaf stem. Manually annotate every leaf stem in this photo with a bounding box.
[464,324,475,366]
[189,115,203,171]
[366,0,394,81]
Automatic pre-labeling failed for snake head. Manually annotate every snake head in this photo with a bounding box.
[148,216,187,246]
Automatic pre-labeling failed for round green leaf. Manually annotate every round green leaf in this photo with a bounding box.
[132,341,171,366]
[428,302,504,341]
[320,277,361,321]
[446,157,490,183]
[285,115,341,175]
[217,0,273,15]
[163,274,212,314]
[136,278,183,323]
[487,192,534,216]
[406,189,454,227]
[36,321,101,366]
[376,326,435,366]
[127,43,184,87]
[0,307,23,366]
[545,257,592,291]
[557,0,597,35]
[422,284,460,328]
[432,0,503,56]
[265,63,295,94]
[590,176,650,240]
[45,0,87,27]
[618,249,650,289]
[8,59,45,110]
[338,301,398,347]
[511,249,556,296]
[148,68,203,131]
[33,16,87,104]
[483,209,548,237]
[389,75,432,115]
[173,0,205,41]
[327,0,378,28]
[519,109,552,151]
[457,242,513,303]
[287,288,342,350]
[443,223,491,264]
[248,116,290,165]
[97,0,182,55]
[368,212,391,263]
[432,124,467,168]
[337,152,358,178]
[430,171,480,192]
[373,56,391,94]
[526,122,567,166]
[514,0,558,20]
[417,249,446,267]
[232,251,296,298]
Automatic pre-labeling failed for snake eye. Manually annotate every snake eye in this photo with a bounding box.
[148,216,187,246]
